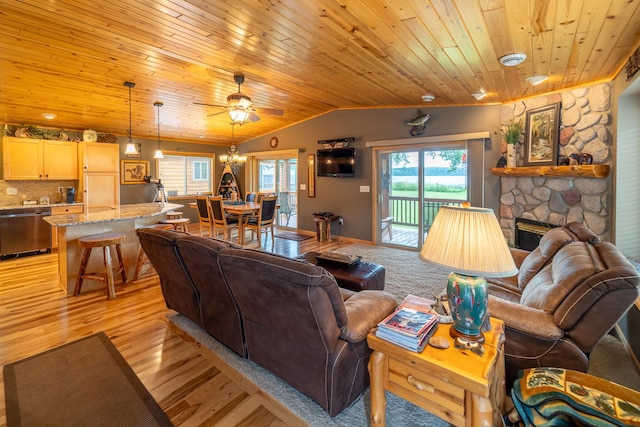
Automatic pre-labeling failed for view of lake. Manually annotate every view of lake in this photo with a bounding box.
[393,175,466,186]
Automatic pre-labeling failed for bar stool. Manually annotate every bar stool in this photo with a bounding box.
[161,217,190,233]
[133,223,173,281]
[166,211,183,219]
[74,232,127,300]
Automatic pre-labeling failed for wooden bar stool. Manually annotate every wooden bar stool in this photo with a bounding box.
[165,211,183,219]
[74,232,127,300]
[133,223,173,281]
[161,217,190,233]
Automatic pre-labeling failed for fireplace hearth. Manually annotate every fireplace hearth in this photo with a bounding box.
[515,218,559,251]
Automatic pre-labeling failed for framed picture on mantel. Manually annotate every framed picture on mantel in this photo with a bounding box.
[524,103,560,166]
[121,160,149,184]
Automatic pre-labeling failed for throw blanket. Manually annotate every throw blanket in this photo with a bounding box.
[511,368,640,426]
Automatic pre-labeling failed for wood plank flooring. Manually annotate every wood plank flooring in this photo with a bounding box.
[0,226,351,426]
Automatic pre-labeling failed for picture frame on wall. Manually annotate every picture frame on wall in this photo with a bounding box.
[308,154,315,198]
[121,160,149,184]
[524,103,561,166]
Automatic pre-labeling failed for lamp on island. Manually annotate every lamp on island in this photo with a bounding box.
[419,204,517,343]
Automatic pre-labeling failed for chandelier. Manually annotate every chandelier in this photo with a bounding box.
[218,123,246,173]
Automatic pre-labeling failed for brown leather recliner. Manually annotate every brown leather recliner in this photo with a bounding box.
[217,248,397,417]
[488,222,640,387]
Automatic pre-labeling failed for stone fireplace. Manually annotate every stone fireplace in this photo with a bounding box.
[496,83,613,245]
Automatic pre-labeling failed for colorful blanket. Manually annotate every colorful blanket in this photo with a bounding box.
[511,368,640,426]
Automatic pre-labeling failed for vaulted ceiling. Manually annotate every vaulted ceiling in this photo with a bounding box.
[1,0,639,146]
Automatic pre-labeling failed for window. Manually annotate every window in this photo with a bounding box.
[193,161,209,181]
[157,153,213,196]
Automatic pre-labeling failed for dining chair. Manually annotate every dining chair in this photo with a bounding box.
[276,192,295,226]
[194,195,212,237]
[244,196,277,246]
[245,192,257,203]
[207,195,239,241]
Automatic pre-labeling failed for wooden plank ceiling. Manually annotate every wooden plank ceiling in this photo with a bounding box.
[1,0,639,146]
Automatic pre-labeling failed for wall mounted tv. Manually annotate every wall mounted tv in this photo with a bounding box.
[317,147,356,177]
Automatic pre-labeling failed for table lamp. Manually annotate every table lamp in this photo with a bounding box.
[419,204,517,343]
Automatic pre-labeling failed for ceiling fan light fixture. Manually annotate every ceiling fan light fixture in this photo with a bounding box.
[229,107,250,124]
[124,81,139,155]
[526,75,549,85]
[471,89,487,100]
[421,94,435,102]
[499,53,527,66]
[227,93,253,109]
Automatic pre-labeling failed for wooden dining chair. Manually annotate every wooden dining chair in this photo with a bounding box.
[244,196,277,246]
[207,195,239,241]
[194,195,212,237]
[245,192,257,203]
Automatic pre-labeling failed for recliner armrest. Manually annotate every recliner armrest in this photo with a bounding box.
[510,247,531,268]
[340,291,397,343]
[489,297,562,339]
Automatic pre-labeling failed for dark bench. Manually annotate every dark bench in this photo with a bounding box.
[296,251,385,292]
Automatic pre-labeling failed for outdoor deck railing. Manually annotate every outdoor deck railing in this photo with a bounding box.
[387,197,463,231]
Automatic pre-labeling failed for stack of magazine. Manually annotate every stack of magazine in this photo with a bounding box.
[376,294,439,352]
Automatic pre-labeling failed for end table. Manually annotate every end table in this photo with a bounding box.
[367,317,505,427]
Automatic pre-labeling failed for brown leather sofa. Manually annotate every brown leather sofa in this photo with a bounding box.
[487,222,640,387]
[136,227,398,417]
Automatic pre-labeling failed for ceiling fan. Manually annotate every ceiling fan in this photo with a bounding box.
[194,73,283,124]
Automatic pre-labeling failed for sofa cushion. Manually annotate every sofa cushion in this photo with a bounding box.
[517,227,577,290]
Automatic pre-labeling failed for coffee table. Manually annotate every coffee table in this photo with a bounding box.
[367,317,506,426]
[296,251,385,291]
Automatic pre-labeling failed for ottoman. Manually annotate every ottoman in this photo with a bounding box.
[297,251,385,292]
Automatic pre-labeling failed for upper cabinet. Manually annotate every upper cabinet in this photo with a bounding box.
[2,137,78,180]
[80,141,119,172]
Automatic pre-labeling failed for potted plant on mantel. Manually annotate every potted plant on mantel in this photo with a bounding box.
[501,120,523,168]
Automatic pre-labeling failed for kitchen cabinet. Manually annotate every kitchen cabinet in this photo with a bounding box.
[2,137,78,180]
[78,142,120,208]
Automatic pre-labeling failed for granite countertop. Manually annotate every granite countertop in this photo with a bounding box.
[0,202,84,211]
[44,202,184,227]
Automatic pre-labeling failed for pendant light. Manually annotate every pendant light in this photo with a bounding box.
[153,101,164,159]
[124,81,138,155]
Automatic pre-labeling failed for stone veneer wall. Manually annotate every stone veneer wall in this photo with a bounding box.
[499,83,612,243]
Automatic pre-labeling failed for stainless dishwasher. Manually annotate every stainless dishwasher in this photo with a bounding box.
[0,206,52,259]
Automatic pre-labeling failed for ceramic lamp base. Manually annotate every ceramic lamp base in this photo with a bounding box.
[446,272,488,343]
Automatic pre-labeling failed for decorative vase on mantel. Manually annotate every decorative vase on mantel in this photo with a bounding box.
[506,144,517,168]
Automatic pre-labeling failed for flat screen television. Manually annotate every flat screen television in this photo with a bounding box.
[316,147,356,177]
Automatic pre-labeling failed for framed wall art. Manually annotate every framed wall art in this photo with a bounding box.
[121,160,149,184]
[308,154,316,197]
[524,103,561,166]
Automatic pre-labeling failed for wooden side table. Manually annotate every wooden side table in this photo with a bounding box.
[313,215,339,242]
[367,317,505,427]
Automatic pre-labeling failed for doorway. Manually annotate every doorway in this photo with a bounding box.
[377,144,468,249]
[254,156,298,228]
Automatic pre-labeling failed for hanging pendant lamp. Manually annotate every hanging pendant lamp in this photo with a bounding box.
[153,101,164,159]
[124,81,138,155]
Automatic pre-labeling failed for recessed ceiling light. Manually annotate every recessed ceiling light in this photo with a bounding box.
[471,89,487,100]
[198,134,205,138]
[421,94,435,102]
[525,75,549,85]
[499,53,527,67]
[41,113,57,120]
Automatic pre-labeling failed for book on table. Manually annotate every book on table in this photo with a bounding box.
[376,294,439,352]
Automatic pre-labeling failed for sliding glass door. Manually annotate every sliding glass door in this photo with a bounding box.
[255,156,298,228]
[377,144,468,249]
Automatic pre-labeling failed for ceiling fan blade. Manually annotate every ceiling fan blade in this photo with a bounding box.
[256,107,284,116]
[193,101,227,108]
[249,112,261,122]
[207,110,228,118]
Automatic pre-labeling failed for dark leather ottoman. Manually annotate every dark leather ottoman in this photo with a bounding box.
[297,251,385,292]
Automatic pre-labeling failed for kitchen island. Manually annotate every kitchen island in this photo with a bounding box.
[45,202,183,295]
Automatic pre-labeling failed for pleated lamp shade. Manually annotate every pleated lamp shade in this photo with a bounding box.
[420,205,518,278]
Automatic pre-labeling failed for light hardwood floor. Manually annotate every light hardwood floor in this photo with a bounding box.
[0,226,350,426]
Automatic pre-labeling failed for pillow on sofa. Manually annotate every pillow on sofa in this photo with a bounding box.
[517,227,577,290]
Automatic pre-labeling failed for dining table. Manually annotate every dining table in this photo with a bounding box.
[189,200,273,245]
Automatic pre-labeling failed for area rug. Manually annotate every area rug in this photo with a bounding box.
[3,332,172,427]
[275,232,314,241]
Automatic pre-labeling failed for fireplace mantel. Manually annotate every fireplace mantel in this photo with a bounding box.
[490,164,610,179]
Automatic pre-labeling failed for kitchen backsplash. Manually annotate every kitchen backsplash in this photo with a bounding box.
[0,180,79,206]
